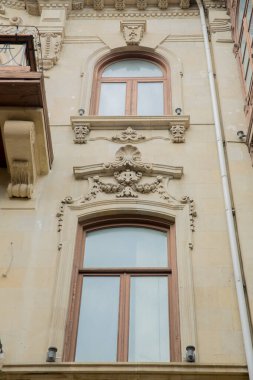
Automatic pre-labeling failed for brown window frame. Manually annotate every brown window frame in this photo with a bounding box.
[63,215,181,363]
[236,0,253,98]
[0,35,37,71]
[90,52,171,116]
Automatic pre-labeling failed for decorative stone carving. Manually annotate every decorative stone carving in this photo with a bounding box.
[104,145,152,172]
[7,161,33,199]
[25,0,40,15]
[170,125,186,143]
[0,4,6,14]
[72,145,183,204]
[93,0,104,10]
[179,0,190,9]
[115,0,125,10]
[209,18,231,33]
[71,145,196,235]
[181,196,197,232]
[3,121,36,199]
[136,0,147,10]
[39,32,63,70]
[9,16,23,25]
[73,124,90,144]
[56,196,74,250]
[72,0,84,9]
[112,127,145,144]
[157,0,168,10]
[120,20,146,45]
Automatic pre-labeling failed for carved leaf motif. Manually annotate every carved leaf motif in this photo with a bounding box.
[112,127,145,143]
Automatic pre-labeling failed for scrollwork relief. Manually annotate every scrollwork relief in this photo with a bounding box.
[112,127,145,143]
[103,145,152,172]
[179,0,190,9]
[115,0,125,10]
[39,32,63,70]
[93,0,104,10]
[157,0,168,9]
[7,160,33,199]
[73,124,90,143]
[170,125,186,143]
[136,0,147,10]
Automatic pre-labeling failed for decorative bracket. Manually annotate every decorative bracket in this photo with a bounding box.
[3,121,36,199]
[120,20,146,46]
[179,0,190,9]
[73,124,90,143]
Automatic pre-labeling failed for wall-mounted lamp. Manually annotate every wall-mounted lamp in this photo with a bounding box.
[0,340,4,359]
[175,107,182,116]
[186,345,195,362]
[237,130,246,140]
[46,346,57,362]
[78,108,85,116]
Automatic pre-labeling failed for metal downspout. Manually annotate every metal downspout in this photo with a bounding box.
[196,0,253,378]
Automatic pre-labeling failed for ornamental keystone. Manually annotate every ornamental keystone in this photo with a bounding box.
[120,20,146,45]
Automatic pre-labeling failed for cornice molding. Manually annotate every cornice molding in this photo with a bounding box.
[69,8,199,18]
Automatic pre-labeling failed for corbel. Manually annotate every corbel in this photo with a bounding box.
[3,121,36,199]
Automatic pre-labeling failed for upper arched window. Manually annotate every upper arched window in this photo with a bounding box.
[91,53,170,116]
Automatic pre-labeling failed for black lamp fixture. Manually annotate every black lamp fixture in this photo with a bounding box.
[186,345,195,362]
[175,107,182,116]
[0,339,4,359]
[46,346,57,362]
[237,130,246,140]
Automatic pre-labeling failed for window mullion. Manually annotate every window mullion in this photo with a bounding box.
[125,80,132,115]
[117,273,130,361]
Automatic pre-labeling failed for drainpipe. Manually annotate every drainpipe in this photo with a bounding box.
[196,0,253,378]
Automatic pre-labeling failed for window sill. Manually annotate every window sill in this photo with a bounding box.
[70,115,190,130]
[0,363,248,380]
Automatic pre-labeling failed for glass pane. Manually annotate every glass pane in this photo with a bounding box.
[84,227,168,268]
[102,59,163,78]
[249,9,253,38]
[99,83,126,116]
[238,0,246,29]
[247,0,253,31]
[75,277,120,362]
[129,277,170,362]
[245,63,252,90]
[243,48,250,75]
[137,82,164,116]
[0,43,27,66]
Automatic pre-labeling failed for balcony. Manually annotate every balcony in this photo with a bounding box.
[0,28,53,198]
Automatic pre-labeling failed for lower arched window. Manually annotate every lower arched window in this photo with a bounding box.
[64,218,180,362]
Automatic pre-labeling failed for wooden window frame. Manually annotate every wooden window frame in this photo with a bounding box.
[90,52,171,116]
[63,215,181,363]
[0,35,37,71]
[236,0,253,98]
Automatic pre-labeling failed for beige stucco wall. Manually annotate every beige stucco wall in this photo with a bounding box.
[0,3,252,369]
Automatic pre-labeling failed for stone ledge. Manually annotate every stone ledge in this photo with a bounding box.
[0,363,248,380]
[71,115,190,130]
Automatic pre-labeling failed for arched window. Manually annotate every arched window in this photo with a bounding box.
[64,217,180,362]
[90,53,171,116]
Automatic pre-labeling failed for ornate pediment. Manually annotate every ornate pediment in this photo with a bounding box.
[73,144,185,204]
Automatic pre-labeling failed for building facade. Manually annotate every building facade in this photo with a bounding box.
[0,0,253,379]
